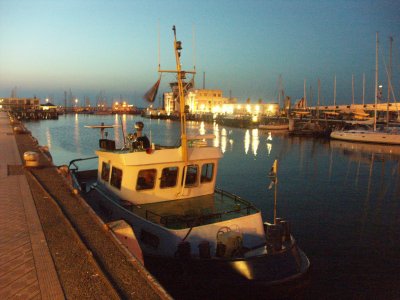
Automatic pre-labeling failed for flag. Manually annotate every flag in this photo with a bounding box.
[174,76,195,103]
[184,76,194,94]
[143,75,161,103]
[268,160,278,189]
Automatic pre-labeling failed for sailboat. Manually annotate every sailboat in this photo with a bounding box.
[331,32,400,145]
[68,26,309,289]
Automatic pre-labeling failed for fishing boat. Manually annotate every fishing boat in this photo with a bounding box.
[331,32,400,145]
[68,26,310,290]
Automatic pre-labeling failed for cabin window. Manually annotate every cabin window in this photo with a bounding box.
[101,162,110,181]
[182,165,198,187]
[201,163,214,183]
[136,169,156,190]
[110,167,123,189]
[160,167,178,188]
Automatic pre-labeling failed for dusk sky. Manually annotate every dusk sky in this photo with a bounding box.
[0,0,399,107]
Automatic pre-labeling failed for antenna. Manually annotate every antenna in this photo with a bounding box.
[158,20,161,71]
[193,24,196,71]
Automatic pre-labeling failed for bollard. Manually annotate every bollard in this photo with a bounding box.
[280,220,291,242]
[198,241,211,259]
[266,224,283,252]
[23,151,40,167]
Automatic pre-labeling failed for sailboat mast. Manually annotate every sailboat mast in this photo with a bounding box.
[333,75,336,107]
[374,32,379,132]
[362,73,365,105]
[387,36,393,125]
[317,78,320,122]
[352,74,354,105]
[172,26,188,162]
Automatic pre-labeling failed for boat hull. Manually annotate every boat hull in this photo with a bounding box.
[76,174,310,288]
[331,130,400,145]
[144,246,310,298]
[259,124,289,130]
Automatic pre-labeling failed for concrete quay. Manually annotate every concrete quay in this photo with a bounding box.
[0,111,170,299]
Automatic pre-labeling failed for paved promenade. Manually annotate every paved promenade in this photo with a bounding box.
[0,112,64,299]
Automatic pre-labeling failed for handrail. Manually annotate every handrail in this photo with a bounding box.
[144,188,258,229]
[68,156,98,171]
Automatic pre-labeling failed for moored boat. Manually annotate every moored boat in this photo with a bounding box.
[330,126,400,144]
[68,26,310,291]
[259,117,289,130]
[331,33,400,145]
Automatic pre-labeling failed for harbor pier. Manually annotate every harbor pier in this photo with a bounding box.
[0,111,170,299]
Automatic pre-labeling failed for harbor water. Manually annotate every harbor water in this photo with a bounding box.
[25,114,400,299]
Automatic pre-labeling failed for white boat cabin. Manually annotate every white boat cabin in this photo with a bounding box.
[96,138,223,205]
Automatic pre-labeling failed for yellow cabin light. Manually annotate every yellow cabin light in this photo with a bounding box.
[246,105,251,113]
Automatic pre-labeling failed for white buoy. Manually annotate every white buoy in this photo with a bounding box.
[23,151,40,167]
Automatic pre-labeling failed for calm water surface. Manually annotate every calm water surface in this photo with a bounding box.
[26,114,400,299]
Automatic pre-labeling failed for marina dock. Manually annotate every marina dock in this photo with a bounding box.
[0,112,170,299]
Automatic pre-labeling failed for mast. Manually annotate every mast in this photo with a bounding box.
[173,25,188,162]
[303,79,307,109]
[333,75,336,108]
[387,36,393,126]
[374,32,378,132]
[317,78,320,122]
[158,26,196,162]
[362,73,365,105]
[278,75,283,109]
[352,74,354,105]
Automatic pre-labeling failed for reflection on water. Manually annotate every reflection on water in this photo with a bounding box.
[45,127,52,150]
[74,113,81,154]
[25,115,400,298]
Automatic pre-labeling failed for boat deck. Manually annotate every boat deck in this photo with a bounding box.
[127,189,259,229]
[74,168,260,230]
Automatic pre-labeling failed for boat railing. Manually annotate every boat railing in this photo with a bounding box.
[144,188,258,229]
[215,187,258,214]
[68,156,98,172]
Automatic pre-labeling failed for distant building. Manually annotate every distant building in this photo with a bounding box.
[164,89,236,114]
[40,103,57,111]
[0,97,40,111]
[163,89,279,116]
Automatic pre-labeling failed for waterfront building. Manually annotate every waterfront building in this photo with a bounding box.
[163,88,279,116]
[0,97,40,111]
